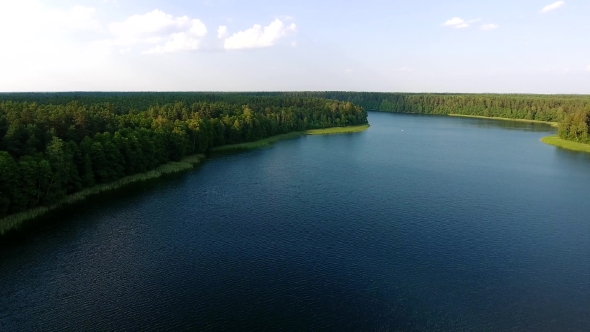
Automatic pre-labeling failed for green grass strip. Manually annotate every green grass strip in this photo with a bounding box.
[449,114,558,127]
[306,124,370,135]
[541,135,590,154]
[212,125,370,152]
[210,132,305,152]
[0,154,205,235]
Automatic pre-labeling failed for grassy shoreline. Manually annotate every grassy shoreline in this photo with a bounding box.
[306,124,370,135]
[212,124,370,152]
[210,132,305,152]
[0,154,205,236]
[0,125,369,235]
[541,135,590,154]
[448,114,559,127]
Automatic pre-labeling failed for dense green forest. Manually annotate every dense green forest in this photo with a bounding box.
[0,93,367,219]
[558,111,590,143]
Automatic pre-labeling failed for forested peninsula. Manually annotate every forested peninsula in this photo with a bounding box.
[0,93,368,233]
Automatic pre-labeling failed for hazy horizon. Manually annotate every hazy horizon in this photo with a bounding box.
[1,91,588,96]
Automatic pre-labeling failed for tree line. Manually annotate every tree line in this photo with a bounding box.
[0,94,367,218]
[244,92,590,143]
[256,92,589,123]
[559,111,590,143]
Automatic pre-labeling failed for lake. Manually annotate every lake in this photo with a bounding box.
[1,112,589,331]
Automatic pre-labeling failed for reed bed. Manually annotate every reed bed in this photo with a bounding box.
[212,125,370,152]
[210,132,304,152]
[306,125,370,135]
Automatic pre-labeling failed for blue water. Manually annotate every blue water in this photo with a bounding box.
[1,112,590,331]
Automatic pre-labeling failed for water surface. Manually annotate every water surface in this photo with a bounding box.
[1,112,590,331]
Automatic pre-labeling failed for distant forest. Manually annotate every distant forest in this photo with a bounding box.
[250,92,590,143]
[0,93,367,218]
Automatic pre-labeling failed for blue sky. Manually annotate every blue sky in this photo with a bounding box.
[0,0,588,93]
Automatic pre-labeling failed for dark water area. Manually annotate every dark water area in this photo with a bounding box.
[2,112,590,331]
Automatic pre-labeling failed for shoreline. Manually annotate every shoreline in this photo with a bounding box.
[210,132,305,152]
[0,155,205,236]
[369,110,559,127]
[306,124,370,135]
[541,135,590,154]
[211,124,370,152]
[0,125,369,236]
[448,114,559,127]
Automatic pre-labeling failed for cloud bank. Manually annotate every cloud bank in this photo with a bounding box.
[1,2,299,58]
[109,10,207,54]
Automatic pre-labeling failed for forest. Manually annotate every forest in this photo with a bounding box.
[247,92,590,143]
[240,92,588,122]
[0,93,367,219]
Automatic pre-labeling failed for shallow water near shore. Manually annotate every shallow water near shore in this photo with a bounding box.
[1,112,590,331]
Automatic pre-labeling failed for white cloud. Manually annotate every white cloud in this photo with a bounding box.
[398,67,413,72]
[443,18,465,26]
[109,10,207,53]
[217,26,228,39]
[145,29,207,54]
[224,19,296,50]
[481,24,499,30]
[443,17,476,29]
[586,65,590,72]
[541,1,565,13]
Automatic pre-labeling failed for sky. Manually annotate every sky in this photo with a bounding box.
[0,0,588,93]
